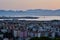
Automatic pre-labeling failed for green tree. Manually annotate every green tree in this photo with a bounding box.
[39,37,52,40]
[30,37,52,40]
[30,37,40,40]
[53,37,60,40]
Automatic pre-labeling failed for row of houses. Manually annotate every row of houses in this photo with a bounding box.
[0,20,60,40]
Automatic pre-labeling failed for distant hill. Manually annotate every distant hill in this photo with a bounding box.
[0,9,60,16]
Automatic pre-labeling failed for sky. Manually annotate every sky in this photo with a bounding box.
[0,0,60,10]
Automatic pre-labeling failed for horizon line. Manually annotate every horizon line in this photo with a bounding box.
[0,9,60,11]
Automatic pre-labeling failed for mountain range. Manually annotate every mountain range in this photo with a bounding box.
[0,9,60,16]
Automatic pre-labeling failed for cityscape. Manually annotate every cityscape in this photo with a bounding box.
[0,0,60,40]
[0,16,60,40]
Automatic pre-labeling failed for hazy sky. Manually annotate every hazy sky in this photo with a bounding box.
[0,0,60,10]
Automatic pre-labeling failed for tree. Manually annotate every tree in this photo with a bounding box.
[39,36,52,40]
[30,37,52,40]
[53,37,60,40]
[30,37,40,40]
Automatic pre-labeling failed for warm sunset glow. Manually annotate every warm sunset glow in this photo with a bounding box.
[0,0,60,10]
